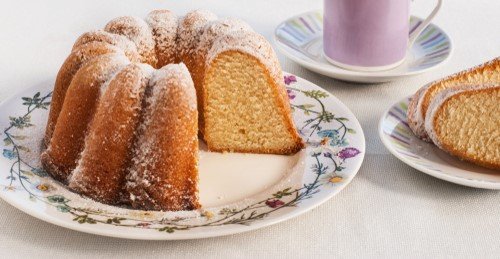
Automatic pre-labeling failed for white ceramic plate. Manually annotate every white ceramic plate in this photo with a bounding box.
[274,11,453,83]
[0,73,365,240]
[379,96,500,189]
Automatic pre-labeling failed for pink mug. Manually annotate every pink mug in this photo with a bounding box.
[323,0,442,71]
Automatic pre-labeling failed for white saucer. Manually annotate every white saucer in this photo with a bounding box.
[0,73,365,240]
[379,96,500,189]
[274,11,453,83]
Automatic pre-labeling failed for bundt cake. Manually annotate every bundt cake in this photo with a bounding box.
[407,57,500,141]
[42,9,304,211]
[425,85,500,170]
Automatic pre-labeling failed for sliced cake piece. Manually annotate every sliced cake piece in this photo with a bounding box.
[41,54,130,182]
[193,18,253,133]
[202,31,304,154]
[126,64,200,211]
[408,57,500,141]
[68,63,153,204]
[425,85,500,169]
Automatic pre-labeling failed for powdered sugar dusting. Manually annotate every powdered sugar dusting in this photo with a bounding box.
[196,18,253,59]
[208,30,283,85]
[148,63,197,110]
[72,30,140,61]
[126,63,198,211]
[145,10,179,66]
[411,83,432,142]
[177,10,218,58]
[104,16,157,66]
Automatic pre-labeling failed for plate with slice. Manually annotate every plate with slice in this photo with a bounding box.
[379,96,500,189]
[0,73,365,240]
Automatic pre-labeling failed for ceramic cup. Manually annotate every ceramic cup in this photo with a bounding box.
[323,0,442,71]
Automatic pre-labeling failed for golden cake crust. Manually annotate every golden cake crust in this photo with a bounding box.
[72,30,141,62]
[176,10,217,73]
[145,10,179,66]
[42,54,129,182]
[104,16,157,67]
[126,64,200,211]
[68,64,152,204]
[44,42,125,146]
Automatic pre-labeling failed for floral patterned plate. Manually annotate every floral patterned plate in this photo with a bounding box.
[0,73,365,240]
[379,97,500,189]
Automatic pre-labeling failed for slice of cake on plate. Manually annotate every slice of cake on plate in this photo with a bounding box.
[407,57,500,141]
[425,85,499,170]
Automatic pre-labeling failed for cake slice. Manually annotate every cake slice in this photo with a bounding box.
[408,57,500,141]
[202,31,304,154]
[425,85,500,169]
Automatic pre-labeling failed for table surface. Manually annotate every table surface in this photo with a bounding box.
[1,0,499,258]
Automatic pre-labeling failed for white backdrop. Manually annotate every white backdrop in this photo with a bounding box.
[0,0,499,258]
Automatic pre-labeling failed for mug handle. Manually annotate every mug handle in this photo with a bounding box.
[408,0,443,48]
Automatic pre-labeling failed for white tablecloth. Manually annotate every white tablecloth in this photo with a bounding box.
[1,0,499,258]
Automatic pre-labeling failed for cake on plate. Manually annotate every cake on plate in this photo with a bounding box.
[407,57,500,141]
[407,57,500,170]
[41,9,304,210]
[425,85,499,170]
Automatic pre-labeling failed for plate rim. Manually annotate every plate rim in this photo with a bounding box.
[0,72,366,240]
[378,96,500,190]
[274,10,454,82]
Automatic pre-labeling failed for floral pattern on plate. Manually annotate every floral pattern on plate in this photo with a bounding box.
[0,73,365,239]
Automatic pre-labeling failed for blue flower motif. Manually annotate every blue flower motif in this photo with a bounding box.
[331,137,348,147]
[3,149,16,160]
[317,129,339,139]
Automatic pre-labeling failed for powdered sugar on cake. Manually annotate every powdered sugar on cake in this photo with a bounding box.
[42,9,303,211]
[208,30,284,86]
[104,16,157,65]
[145,10,179,65]
[177,10,218,58]
[196,18,253,59]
